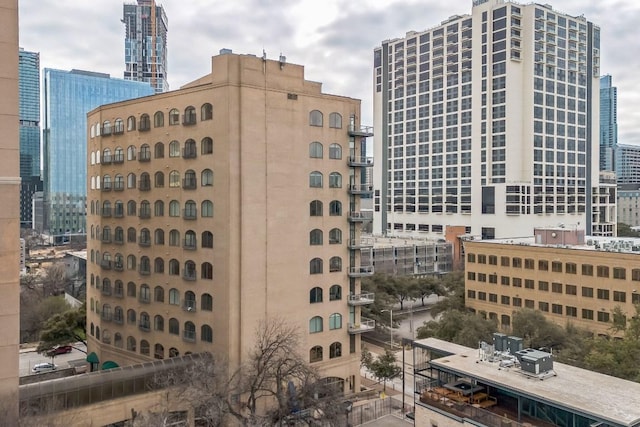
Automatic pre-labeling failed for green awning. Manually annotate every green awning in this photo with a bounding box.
[101,361,119,370]
[86,352,99,364]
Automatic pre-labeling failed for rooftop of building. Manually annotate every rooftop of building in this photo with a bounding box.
[415,338,640,426]
[368,235,450,249]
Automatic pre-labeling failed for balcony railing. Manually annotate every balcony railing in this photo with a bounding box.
[138,152,151,162]
[113,262,124,272]
[138,267,151,276]
[348,317,375,334]
[183,271,197,281]
[347,292,375,306]
[101,236,112,243]
[102,155,112,165]
[183,239,197,250]
[100,260,112,270]
[183,330,196,342]
[139,211,151,219]
[101,185,112,192]
[348,124,374,137]
[183,148,197,159]
[113,154,124,164]
[114,315,124,325]
[101,312,112,322]
[183,115,197,126]
[139,296,150,304]
[114,289,124,298]
[139,181,151,191]
[348,265,374,277]
[183,210,197,220]
[348,184,374,196]
[138,323,150,332]
[347,156,374,167]
[348,238,374,249]
[182,178,197,189]
[114,183,124,191]
[348,211,373,222]
[183,301,197,312]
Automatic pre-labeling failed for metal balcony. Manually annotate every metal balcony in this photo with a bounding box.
[138,268,151,276]
[114,262,124,272]
[101,185,112,192]
[182,178,197,189]
[347,292,375,306]
[348,184,374,196]
[347,156,374,167]
[113,154,124,164]
[348,124,374,137]
[102,155,112,165]
[183,301,197,313]
[138,152,151,162]
[348,265,374,278]
[100,260,112,270]
[114,208,124,217]
[348,317,375,334]
[183,148,197,159]
[139,323,150,332]
[183,239,197,250]
[348,211,373,222]
[139,181,151,191]
[183,331,196,342]
[113,316,123,325]
[139,211,151,219]
[114,183,124,191]
[183,271,197,281]
[348,238,374,249]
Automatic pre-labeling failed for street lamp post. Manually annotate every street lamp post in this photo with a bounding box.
[382,309,393,349]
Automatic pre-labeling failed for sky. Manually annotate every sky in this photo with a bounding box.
[18,0,640,144]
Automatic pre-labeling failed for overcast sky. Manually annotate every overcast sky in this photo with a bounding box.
[18,0,640,144]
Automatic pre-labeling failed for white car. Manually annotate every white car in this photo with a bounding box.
[32,362,57,374]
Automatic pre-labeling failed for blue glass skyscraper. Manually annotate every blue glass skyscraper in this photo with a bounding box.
[600,75,618,171]
[42,69,153,236]
[19,48,42,228]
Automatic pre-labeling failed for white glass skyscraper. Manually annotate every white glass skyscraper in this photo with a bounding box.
[373,0,615,238]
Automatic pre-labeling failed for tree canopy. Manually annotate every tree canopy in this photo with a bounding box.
[36,305,86,354]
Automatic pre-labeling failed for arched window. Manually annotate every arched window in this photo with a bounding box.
[102,174,112,190]
[169,140,180,157]
[154,142,164,158]
[310,229,323,245]
[139,144,151,161]
[329,112,342,129]
[169,108,180,125]
[184,139,196,158]
[184,230,197,249]
[127,281,136,297]
[329,313,342,330]
[102,148,112,163]
[184,291,196,311]
[169,318,179,335]
[169,200,180,217]
[127,336,136,352]
[329,342,342,358]
[154,286,164,302]
[127,254,136,269]
[329,285,342,301]
[154,111,164,127]
[154,315,164,332]
[201,293,213,311]
[154,257,164,273]
[202,169,213,186]
[201,325,213,343]
[127,227,136,243]
[127,309,136,324]
[139,199,151,217]
[102,120,111,134]
[127,145,136,161]
[184,169,197,188]
[329,228,342,244]
[309,171,323,188]
[101,303,112,320]
[169,170,180,187]
[169,259,180,275]
[309,142,323,158]
[114,306,124,323]
[310,287,323,303]
[309,110,323,127]
[154,200,164,216]
[310,200,323,216]
[114,333,123,348]
[310,346,323,363]
[127,172,136,189]
[184,106,196,124]
[329,172,342,188]
[127,200,136,216]
[140,340,150,356]
[169,288,180,305]
[139,257,150,274]
[114,174,124,191]
[139,114,150,131]
[329,257,342,272]
[310,258,323,274]
[184,260,196,279]
[139,312,150,331]
[102,278,112,294]
[169,348,179,358]
[201,137,213,154]
[155,343,164,359]
[184,200,197,219]
[154,228,165,245]
[201,262,213,279]
[329,200,342,216]
[201,103,213,121]
[309,316,323,333]
[114,147,124,163]
[201,200,213,217]
[127,116,136,131]
[169,229,180,246]
[202,231,213,248]
[329,143,342,159]
[114,280,124,298]
[154,171,164,188]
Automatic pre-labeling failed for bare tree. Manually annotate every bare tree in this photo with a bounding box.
[41,263,68,297]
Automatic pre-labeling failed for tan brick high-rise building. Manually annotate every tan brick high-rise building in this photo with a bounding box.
[0,0,20,422]
[86,52,374,393]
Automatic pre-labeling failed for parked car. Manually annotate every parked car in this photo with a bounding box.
[32,362,57,374]
[46,345,73,357]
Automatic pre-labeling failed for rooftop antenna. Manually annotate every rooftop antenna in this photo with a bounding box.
[279,53,286,69]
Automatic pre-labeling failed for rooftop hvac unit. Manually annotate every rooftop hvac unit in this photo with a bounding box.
[515,348,553,375]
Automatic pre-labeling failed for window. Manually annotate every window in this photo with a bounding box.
[169,170,180,187]
[582,287,593,298]
[566,263,577,274]
[329,285,342,301]
[310,229,323,245]
[169,108,180,125]
[169,140,180,157]
[185,261,197,279]
[329,112,342,128]
[500,256,510,267]
[169,230,180,246]
[169,289,180,305]
[127,145,136,161]
[597,289,610,300]
[127,336,136,352]
[309,110,323,126]
[310,258,323,274]
[552,304,562,315]
[154,111,164,127]
[154,200,164,216]
[565,284,577,295]
[597,311,610,323]
[310,346,323,363]
[310,200,323,216]
[202,169,213,186]
[127,116,136,131]
[139,313,150,331]
[538,281,549,291]
[524,258,535,269]
[310,287,323,303]
[501,295,510,305]
[202,231,213,248]
[329,256,342,272]
[329,172,342,188]
[467,253,476,263]
[184,106,197,124]
[488,255,497,265]
[597,266,609,278]
[538,302,549,312]
[566,306,577,317]
[154,142,164,158]
[552,261,562,272]
[169,318,179,335]
[477,255,486,264]
[201,262,213,279]
[309,316,323,333]
[309,142,323,158]
[329,200,342,216]
[329,228,342,244]
[139,114,150,131]
[582,264,593,276]
[582,309,594,320]
[154,286,164,302]
[127,173,136,189]
[169,259,180,275]
[329,143,342,159]
[329,342,342,358]
[127,309,136,324]
[329,313,342,330]
[201,293,213,311]
[202,200,213,217]
[154,257,164,273]
[184,291,196,311]
[201,137,213,154]
[309,171,323,188]
[614,291,626,303]
[169,200,180,217]
[154,315,164,332]
[140,144,151,161]
[552,282,562,293]
[613,267,626,280]
[201,103,213,121]
[127,200,137,216]
[184,139,197,158]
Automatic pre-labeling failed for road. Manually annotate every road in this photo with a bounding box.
[20,342,87,377]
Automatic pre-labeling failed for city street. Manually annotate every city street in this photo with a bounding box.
[19,342,87,377]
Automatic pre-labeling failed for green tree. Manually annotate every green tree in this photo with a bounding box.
[410,276,445,307]
[430,270,466,315]
[36,305,87,354]
[416,310,497,348]
[511,309,566,350]
[20,296,70,343]
[617,222,640,237]
[361,348,401,392]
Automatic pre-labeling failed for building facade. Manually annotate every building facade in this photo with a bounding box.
[86,53,374,394]
[0,0,21,420]
[373,1,614,239]
[617,184,640,227]
[123,0,168,93]
[19,48,42,229]
[599,74,617,172]
[42,69,153,239]
[464,228,640,336]
[361,235,453,276]
[615,143,640,185]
